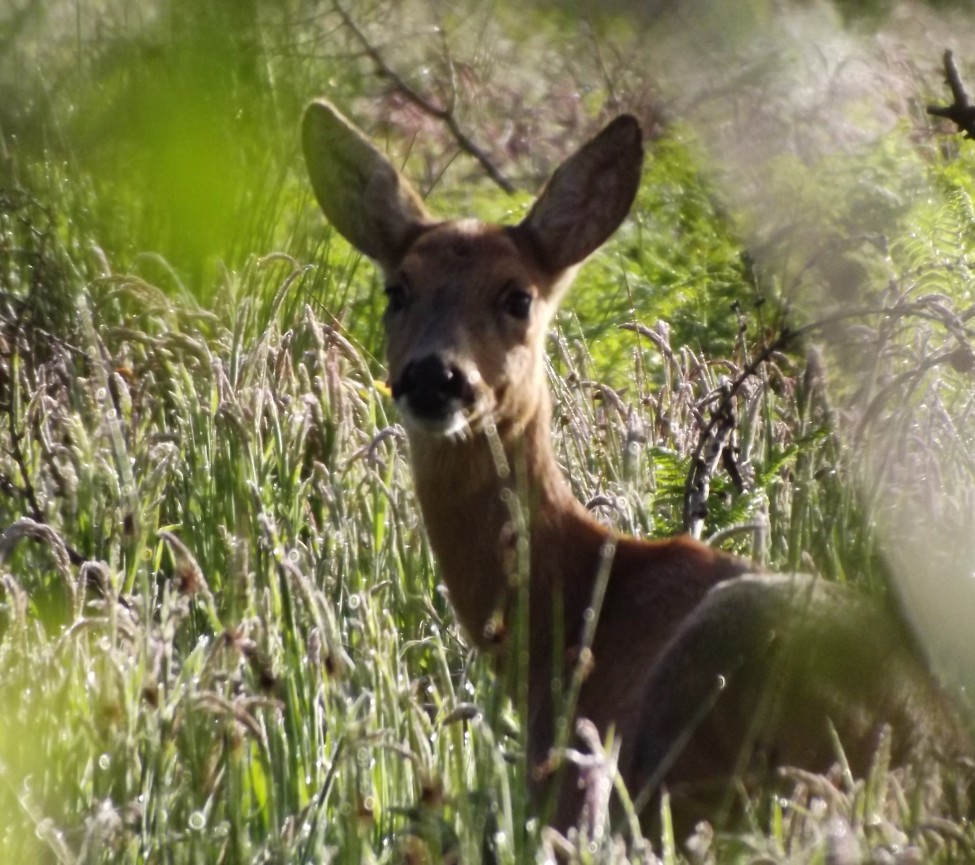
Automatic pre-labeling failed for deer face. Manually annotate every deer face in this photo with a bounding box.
[302,100,643,443]
[382,220,570,440]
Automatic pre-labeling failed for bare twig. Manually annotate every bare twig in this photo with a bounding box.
[928,50,975,140]
[683,378,738,540]
[332,1,516,194]
[682,329,791,536]
[624,317,793,537]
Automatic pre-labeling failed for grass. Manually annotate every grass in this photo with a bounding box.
[2,1,975,862]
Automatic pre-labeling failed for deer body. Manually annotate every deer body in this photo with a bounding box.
[302,102,969,830]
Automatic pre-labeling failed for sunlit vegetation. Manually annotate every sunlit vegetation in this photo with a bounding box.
[1,1,974,861]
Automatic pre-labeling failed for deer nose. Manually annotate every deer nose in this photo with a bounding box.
[392,356,475,420]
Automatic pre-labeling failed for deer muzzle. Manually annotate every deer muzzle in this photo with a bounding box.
[392,355,477,435]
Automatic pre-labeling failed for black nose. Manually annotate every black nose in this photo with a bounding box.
[392,356,475,420]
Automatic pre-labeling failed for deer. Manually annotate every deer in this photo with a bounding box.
[301,100,970,836]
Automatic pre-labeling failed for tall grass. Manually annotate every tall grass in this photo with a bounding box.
[1,1,975,862]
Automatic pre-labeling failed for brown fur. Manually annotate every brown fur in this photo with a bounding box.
[302,100,970,832]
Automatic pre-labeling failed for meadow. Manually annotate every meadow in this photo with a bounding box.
[2,1,975,861]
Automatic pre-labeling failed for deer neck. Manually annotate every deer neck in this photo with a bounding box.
[407,391,610,652]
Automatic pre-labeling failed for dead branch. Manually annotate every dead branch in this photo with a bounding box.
[683,378,739,540]
[928,50,975,140]
[685,331,792,537]
[332,1,516,194]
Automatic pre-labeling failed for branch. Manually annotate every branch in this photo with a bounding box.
[682,379,737,540]
[623,319,794,538]
[927,50,975,139]
[679,332,790,539]
[332,1,516,194]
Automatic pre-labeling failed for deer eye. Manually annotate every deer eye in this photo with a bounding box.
[501,285,533,321]
[384,282,409,314]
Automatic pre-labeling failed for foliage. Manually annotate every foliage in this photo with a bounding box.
[1,0,974,862]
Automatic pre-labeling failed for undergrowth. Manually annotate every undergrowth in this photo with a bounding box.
[1,1,975,863]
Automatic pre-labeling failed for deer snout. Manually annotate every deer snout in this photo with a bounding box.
[392,355,477,431]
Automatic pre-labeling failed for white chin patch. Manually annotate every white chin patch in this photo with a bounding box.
[397,402,470,438]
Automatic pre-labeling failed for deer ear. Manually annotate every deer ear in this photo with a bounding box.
[518,115,643,275]
[302,99,433,269]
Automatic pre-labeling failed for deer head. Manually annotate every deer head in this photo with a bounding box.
[302,102,644,447]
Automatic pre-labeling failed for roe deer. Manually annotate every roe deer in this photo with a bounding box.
[302,101,970,833]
